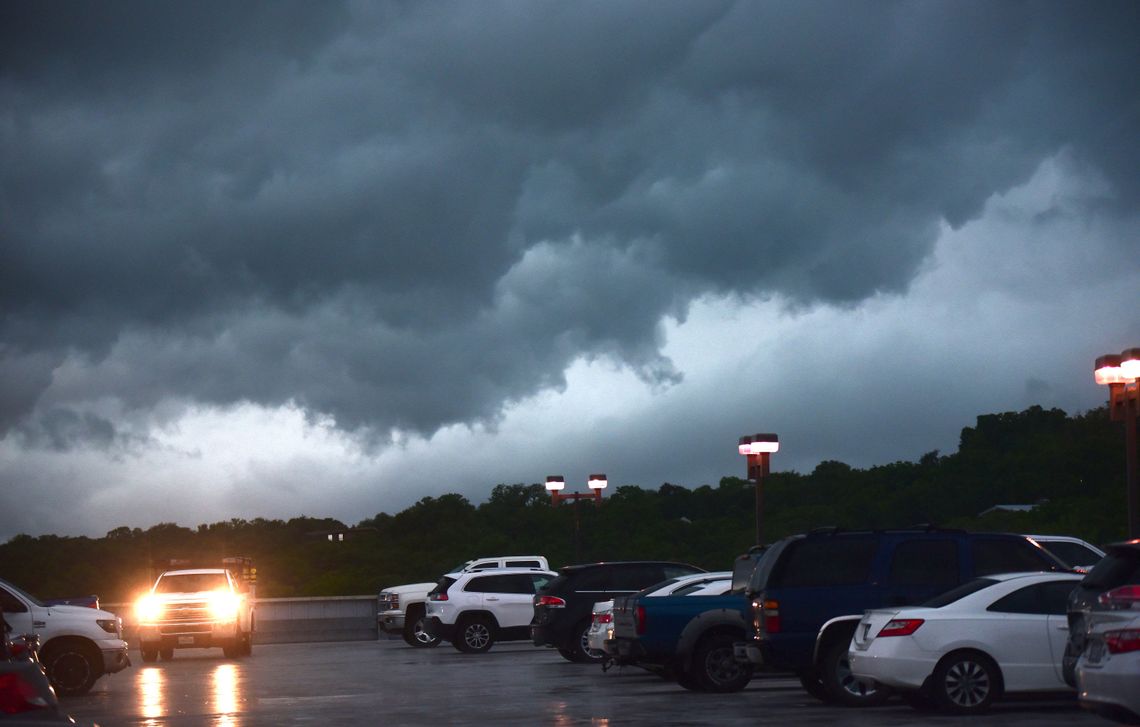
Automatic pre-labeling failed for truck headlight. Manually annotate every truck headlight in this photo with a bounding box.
[97,618,120,635]
[208,592,241,621]
[136,596,162,623]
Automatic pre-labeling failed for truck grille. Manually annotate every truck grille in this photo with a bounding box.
[159,601,211,625]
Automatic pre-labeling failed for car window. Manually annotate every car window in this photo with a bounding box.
[428,576,457,598]
[988,580,1077,615]
[922,578,998,607]
[639,578,683,597]
[465,575,507,593]
[506,560,542,568]
[662,564,703,580]
[1040,541,1102,569]
[608,565,663,591]
[571,569,610,591]
[0,587,28,614]
[469,563,498,571]
[889,539,959,587]
[672,582,720,596]
[1081,550,1140,590]
[971,538,1056,576]
[539,574,569,594]
[771,538,877,587]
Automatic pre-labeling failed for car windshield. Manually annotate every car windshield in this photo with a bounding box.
[921,578,998,608]
[1039,541,1102,569]
[155,573,228,593]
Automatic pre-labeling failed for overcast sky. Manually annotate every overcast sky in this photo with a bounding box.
[2,1,1138,541]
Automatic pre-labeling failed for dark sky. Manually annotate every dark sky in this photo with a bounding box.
[2,1,1138,540]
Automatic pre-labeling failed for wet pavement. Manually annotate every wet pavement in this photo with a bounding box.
[63,640,1107,726]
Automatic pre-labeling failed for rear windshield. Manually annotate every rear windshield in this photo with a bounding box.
[1082,549,1140,590]
[155,572,228,593]
[921,578,998,608]
[428,576,457,598]
[1040,541,1102,569]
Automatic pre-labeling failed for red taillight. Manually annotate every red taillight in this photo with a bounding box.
[428,592,448,601]
[636,605,646,635]
[762,599,780,635]
[0,672,50,715]
[877,619,925,637]
[592,613,612,625]
[1098,586,1140,610]
[1104,629,1140,654]
[535,595,566,608]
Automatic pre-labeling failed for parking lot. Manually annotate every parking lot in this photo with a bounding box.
[61,639,1110,726]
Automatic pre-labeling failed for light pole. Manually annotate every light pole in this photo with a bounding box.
[1095,348,1140,538]
[546,474,608,562]
[739,433,779,546]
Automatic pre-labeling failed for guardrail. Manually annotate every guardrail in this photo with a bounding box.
[103,595,380,645]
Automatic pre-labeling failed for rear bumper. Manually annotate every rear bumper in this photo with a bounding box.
[424,616,456,642]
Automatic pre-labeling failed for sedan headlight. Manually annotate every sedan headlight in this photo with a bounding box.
[208,592,242,621]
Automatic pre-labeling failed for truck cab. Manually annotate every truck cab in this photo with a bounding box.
[136,565,255,661]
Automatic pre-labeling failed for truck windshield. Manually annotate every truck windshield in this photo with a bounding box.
[155,573,229,593]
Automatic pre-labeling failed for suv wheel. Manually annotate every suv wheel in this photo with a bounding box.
[403,607,441,648]
[691,633,752,693]
[930,650,1001,714]
[820,639,892,707]
[453,615,495,653]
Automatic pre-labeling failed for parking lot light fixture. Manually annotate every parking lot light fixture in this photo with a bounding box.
[546,475,566,505]
[587,474,608,504]
[1095,348,1140,537]
[739,433,778,547]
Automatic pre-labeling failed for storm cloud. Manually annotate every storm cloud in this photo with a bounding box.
[1,1,1138,536]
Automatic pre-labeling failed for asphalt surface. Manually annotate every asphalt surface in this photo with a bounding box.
[62,639,1112,726]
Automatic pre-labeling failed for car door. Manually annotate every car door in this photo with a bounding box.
[1039,579,1081,684]
[475,574,537,629]
[985,580,1075,691]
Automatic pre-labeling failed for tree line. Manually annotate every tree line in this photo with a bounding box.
[0,405,1130,603]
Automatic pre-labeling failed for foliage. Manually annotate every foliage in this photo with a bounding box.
[0,405,1131,601]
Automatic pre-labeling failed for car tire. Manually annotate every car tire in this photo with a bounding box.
[453,615,495,653]
[222,640,242,658]
[42,639,101,696]
[240,632,253,656]
[797,670,832,702]
[403,608,441,648]
[140,648,158,663]
[690,633,753,693]
[820,639,892,707]
[566,621,604,663]
[159,648,174,661]
[930,650,1002,714]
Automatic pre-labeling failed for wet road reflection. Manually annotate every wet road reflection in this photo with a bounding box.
[213,663,239,725]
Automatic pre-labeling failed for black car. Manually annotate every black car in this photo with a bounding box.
[531,561,704,662]
[1063,539,1140,686]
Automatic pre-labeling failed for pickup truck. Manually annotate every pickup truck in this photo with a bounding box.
[0,576,130,696]
[136,566,255,661]
[610,548,766,692]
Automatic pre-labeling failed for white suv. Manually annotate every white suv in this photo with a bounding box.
[424,568,556,653]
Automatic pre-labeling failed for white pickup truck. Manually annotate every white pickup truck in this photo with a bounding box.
[379,555,549,647]
[135,567,255,661]
[0,576,130,696]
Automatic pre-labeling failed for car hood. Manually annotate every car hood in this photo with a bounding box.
[49,603,118,620]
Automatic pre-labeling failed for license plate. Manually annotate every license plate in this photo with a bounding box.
[1087,640,1105,665]
[178,636,194,646]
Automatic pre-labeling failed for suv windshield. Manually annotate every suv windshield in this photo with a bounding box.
[1081,549,1140,590]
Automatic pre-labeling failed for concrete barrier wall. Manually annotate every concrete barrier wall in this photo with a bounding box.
[104,595,380,645]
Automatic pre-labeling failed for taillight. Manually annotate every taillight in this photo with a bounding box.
[761,599,780,634]
[877,619,925,637]
[1098,586,1140,610]
[0,672,50,715]
[1104,629,1140,654]
[636,605,646,635]
[428,592,448,601]
[535,595,566,608]
[592,613,612,625]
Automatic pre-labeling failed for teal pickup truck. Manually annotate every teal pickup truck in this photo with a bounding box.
[610,547,767,692]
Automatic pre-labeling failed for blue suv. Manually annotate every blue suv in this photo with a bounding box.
[736,527,1067,706]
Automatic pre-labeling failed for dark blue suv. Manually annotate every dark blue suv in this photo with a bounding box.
[736,528,1067,706]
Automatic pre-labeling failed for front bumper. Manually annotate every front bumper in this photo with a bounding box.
[379,611,406,633]
[101,640,131,674]
[138,620,240,649]
[735,641,763,665]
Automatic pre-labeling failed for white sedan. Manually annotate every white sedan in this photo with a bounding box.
[586,571,731,656]
[1076,585,1140,724]
[848,572,1082,713]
